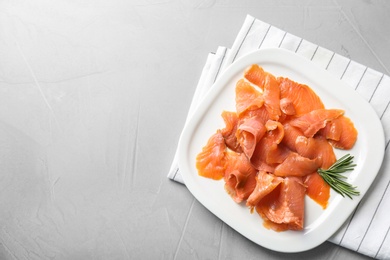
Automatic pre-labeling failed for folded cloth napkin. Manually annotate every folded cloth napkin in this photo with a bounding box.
[168,15,390,259]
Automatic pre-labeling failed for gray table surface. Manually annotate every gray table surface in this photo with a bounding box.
[1,0,389,259]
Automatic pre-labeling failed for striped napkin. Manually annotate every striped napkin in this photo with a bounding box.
[168,15,390,259]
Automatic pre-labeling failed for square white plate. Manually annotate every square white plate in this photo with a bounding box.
[177,48,385,252]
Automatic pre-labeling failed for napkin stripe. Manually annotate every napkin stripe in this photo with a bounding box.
[278,31,287,48]
[213,48,228,83]
[338,207,359,245]
[231,17,256,63]
[355,68,368,90]
[369,74,384,102]
[340,60,351,80]
[376,231,389,259]
[295,38,303,53]
[357,183,387,251]
[258,25,272,49]
[325,52,335,70]
[310,46,319,61]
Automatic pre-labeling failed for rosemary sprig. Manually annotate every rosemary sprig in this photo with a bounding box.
[318,154,360,199]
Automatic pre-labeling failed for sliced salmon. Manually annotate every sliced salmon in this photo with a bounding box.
[273,152,320,177]
[220,111,242,153]
[265,120,284,145]
[266,143,291,165]
[196,131,226,180]
[289,109,344,137]
[239,106,270,125]
[281,123,304,152]
[224,152,257,203]
[256,177,305,231]
[263,74,281,121]
[244,64,267,90]
[320,115,358,150]
[236,115,266,159]
[246,171,283,211]
[250,135,277,173]
[304,172,330,209]
[235,79,264,116]
[250,120,286,173]
[280,97,296,116]
[197,65,359,231]
[294,135,335,208]
[279,77,324,115]
[295,135,336,169]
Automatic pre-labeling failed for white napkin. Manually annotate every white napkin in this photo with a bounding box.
[168,15,390,259]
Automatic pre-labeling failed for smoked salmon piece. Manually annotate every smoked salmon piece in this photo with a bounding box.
[265,120,284,145]
[266,143,291,165]
[236,115,266,159]
[220,111,242,153]
[263,74,281,121]
[250,135,277,173]
[280,97,296,116]
[295,135,336,169]
[274,152,320,177]
[239,106,270,125]
[246,171,283,211]
[235,79,264,116]
[281,123,304,152]
[256,177,305,231]
[304,172,330,209]
[320,115,358,150]
[196,131,227,180]
[294,135,335,208]
[244,64,267,90]
[279,77,324,115]
[224,152,257,203]
[289,109,344,137]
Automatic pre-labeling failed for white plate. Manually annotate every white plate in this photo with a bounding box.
[177,48,385,253]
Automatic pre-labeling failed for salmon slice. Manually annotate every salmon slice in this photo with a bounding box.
[256,177,305,231]
[281,123,304,152]
[239,106,270,125]
[236,116,266,159]
[246,171,283,211]
[263,74,281,121]
[279,77,324,115]
[295,135,336,169]
[265,120,284,145]
[289,109,344,137]
[280,97,296,116]
[224,152,257,203]
[294,135,335,208]
[273,152,320,177]
[220,111,242,153]
[196,131,226,180]
[244,64,267,90]
[266,143,291,165]
[250,135,277,173]
[250,120,287,173]
[235,79,264,116]
[304,172,330,209]
[320,115,358,150]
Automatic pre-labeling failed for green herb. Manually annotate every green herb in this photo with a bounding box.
[318,154,360,199]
